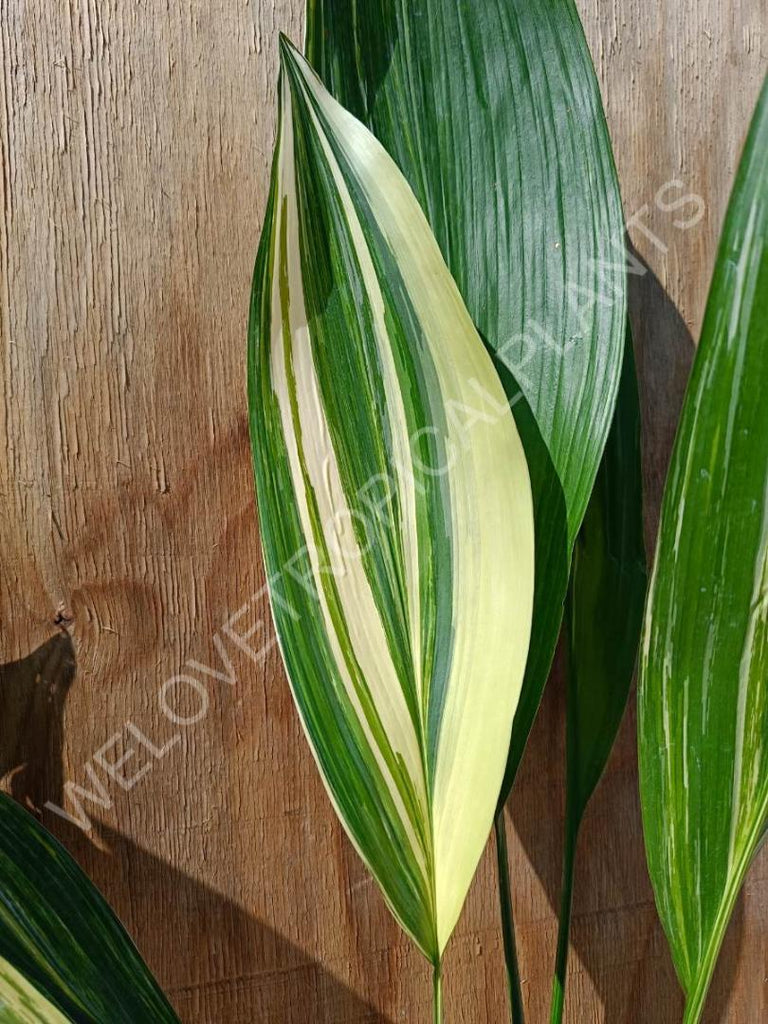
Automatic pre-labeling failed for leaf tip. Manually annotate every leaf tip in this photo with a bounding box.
[278,32,301,73]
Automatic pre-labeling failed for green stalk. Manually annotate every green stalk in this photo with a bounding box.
[680,837,756,1024]
[681,920,726,1024]
[683,973,711,1024]
[494,811,525,1023]
[432,960,443,1024]
[549,819,578,1023]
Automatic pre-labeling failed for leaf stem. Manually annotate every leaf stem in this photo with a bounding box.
[494,810,525,1023]
[680,834,758,1024]
[550,821,577,1024]
[682,973,710,1024]
[432,960,443,1024]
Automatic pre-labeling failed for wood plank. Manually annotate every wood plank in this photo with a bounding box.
[1,1,765,1020]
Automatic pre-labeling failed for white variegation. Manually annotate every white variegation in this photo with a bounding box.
[269,87,428,872]
[249,37,535,960]
[638,78,768,1024]
[0,960,70,1024]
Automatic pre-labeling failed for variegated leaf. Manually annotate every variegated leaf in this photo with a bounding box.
[0,959,69,1024]
[304,0,626,813]
[305,0,625,549]
[0,794,179,1023]
[638,78,768,1023]
[248,38,535,961]
[303,6,626,1012]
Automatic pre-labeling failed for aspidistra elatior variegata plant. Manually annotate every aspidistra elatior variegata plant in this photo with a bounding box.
[639,78,768,1023]
[0,794,180,1023]
[248,35,535,971]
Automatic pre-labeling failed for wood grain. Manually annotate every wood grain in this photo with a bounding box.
[0,1,765,1021]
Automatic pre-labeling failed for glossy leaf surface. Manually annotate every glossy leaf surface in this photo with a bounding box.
[638,79,768,1023]
[305,0,626,796]
[551,328,647,1021]
[248,38,534,960]
[0,793,178,1023]
[567,331,646,826]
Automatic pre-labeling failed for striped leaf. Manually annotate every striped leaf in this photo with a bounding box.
[248,37,535,964]
[305,0,625,803]
[305,0,625,542]
[552,328,647,1021]
[638,78,768,1023]
[0,794,178,1023]
[304,4,626,1013]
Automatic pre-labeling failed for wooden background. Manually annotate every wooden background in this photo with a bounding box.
[1,1,766,1021]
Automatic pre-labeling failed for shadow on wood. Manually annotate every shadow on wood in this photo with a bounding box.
[0,634,388,1024]
[60,820,390,1024]
[628,241,699,548]
[506,257,745,1021]
[508,657,744,1023]
[0,630,75,811]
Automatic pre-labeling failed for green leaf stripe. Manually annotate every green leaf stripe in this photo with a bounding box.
[0,794,178,1023]
[304,0,627,801]
[306,0,626,547]
[638,77,768,1023]
[248,37,535,960]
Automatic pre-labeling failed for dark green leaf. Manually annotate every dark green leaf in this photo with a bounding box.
[567,329,647,822]
[551,326,647,1021]
[0,794,179,1023]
